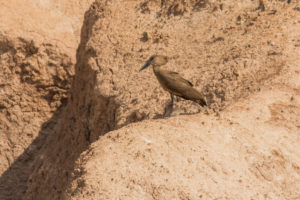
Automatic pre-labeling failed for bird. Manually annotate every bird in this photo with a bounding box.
[139,55,207,116]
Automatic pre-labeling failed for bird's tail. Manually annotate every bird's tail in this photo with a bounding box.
[197,98,207,107]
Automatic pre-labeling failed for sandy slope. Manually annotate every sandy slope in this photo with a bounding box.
[68,0,300,199]
[0,0,299,199]
[70,60,300,199]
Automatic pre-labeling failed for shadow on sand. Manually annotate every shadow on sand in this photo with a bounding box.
[0,106,66,200]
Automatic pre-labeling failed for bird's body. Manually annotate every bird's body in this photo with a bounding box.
[139,55,207,116]
[153,67,207,106]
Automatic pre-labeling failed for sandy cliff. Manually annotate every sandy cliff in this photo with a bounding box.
[0,0,93,199]
[0,0,299,199]
[67,0,300,199]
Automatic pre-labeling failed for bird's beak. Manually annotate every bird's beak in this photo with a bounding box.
[139,59,152,72]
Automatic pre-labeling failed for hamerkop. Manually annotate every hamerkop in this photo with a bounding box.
[139,55,207,116]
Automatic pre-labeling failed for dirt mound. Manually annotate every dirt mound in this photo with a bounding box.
[0,0,93,199]
[0,0,299,199]
[67,0,300,199]
[70,84,300,199]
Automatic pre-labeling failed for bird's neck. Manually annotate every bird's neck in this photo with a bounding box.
[152,65,162,74]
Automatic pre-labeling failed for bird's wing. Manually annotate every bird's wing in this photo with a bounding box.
[156,70,206,104]
[167,71,193,87]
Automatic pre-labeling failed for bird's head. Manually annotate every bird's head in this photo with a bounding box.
[139,55,168,72]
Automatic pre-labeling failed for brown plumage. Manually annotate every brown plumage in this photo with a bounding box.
[139,55,207,116]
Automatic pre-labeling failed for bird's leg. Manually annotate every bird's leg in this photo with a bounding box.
[169,94,174,117]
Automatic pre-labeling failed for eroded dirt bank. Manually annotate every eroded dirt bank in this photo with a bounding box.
[67,0,300,199]
[0,0,299,199]
[0,0,93,199]
[70,80,300,199]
